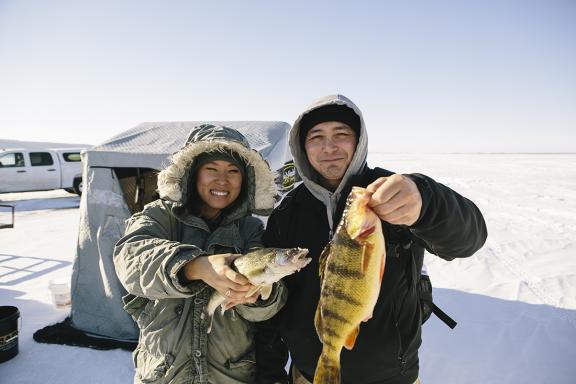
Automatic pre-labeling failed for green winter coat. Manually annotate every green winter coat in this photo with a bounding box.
[113,124,285,384]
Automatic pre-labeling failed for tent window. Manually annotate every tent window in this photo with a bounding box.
[113,168,159,214]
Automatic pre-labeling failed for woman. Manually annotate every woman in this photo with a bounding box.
[113,124,285,384]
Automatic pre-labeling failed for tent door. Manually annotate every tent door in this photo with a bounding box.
[113,168,159,214]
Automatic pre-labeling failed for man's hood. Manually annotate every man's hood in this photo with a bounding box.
[157,124,277,218]
[289,94,368,205]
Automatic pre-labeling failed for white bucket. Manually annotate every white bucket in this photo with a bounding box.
[48,278,71,309]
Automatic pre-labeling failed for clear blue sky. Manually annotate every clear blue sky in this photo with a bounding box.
[1,0,574,153]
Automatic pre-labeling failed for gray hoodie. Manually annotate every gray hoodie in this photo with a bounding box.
[289,94,368,236]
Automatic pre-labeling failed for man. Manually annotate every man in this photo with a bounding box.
[256,95,487,384]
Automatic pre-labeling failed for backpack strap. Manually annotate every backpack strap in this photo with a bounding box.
[432,302,457,329]
[362,167,459,328]
[418,274,457,329]
[396,233,457,329]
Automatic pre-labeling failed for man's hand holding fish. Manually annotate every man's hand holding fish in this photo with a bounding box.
[366,174,423,226]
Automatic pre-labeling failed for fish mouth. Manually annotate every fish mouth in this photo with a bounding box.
[277,248,311,268]
[350,187,372,202]
[288,247,310,260]
[292,248,312,269]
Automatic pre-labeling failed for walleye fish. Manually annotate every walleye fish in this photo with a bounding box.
[206,247,310,332]
[313,186,386,384]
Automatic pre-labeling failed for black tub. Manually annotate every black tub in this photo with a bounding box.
[0,306,20,363]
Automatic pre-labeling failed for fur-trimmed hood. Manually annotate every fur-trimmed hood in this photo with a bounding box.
[157,124,277,216]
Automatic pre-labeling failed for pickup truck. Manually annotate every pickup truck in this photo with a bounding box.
[0,147,87,195]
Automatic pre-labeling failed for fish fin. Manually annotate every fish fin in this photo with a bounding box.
[260,284,272,300]
[380,250,385,283]
[222,301,237,312]
[318,242,332,280]
[357,224,376,239]
[314,304,324,343]
[344,326,360,350]
[244,285,260,298]
[206,315,214,334]
[206,292,226,333]
[313,350,341,384]
[361,242,374,273]
[362,312,373,322]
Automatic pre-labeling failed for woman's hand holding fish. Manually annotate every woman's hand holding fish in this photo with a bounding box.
[183,253,259,306]
[366,174,422,226]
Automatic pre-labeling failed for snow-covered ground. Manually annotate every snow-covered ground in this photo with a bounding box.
[1,154,575,383]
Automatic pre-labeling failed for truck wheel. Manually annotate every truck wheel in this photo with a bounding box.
[73,178,83,196]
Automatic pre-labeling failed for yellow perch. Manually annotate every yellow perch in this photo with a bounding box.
[314,186,386,384]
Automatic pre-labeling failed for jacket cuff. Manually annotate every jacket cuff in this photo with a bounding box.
[236,282,287,322]
[166,247,207,294]
[404,173,432,229]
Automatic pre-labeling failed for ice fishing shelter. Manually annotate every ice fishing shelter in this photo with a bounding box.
[69,121,294,343]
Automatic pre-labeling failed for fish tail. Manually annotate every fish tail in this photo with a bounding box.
[206,293,226,333]
[313,349,340,384]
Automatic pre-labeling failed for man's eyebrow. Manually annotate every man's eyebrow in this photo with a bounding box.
[307,124,354,135]
[333,125,354,132]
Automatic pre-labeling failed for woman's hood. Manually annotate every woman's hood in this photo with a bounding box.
[157,124,277,216]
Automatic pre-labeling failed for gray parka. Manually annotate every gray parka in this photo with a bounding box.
[113,125,286,384]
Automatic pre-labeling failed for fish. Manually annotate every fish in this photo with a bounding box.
[313,186,386,384]
[206,247,311,332]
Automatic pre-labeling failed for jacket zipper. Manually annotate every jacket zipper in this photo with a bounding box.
[391,301,407,375]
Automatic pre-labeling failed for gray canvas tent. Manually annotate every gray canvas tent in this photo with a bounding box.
[64,121,294,344]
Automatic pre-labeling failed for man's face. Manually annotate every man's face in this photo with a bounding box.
[304,121,357,190]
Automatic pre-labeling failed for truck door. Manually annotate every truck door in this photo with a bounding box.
[28,151,61,190]
[0,152,28,192]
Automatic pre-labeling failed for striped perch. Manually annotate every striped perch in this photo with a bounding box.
[313,186,386,384]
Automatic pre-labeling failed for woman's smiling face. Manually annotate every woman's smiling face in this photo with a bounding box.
[196,159,243,219]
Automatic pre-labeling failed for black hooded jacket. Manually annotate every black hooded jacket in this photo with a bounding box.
[256,95,487,384]
[257,167,487,384]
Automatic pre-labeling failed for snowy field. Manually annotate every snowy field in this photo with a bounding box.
[1,153,575,383]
